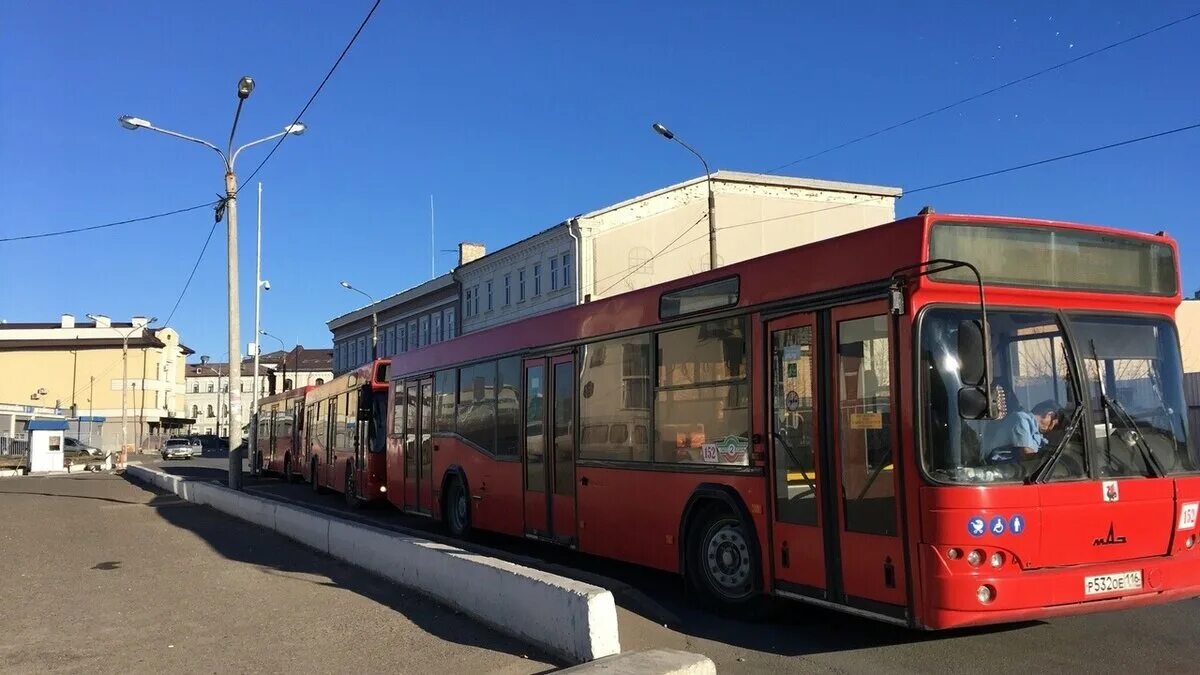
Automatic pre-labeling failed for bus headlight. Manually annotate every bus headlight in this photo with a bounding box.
[977,584,996,604]
[966,549,985,567]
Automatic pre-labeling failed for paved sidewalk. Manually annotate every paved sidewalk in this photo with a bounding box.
[0,472,555,674]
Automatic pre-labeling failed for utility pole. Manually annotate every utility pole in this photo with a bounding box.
[116,76,306,490]
[250,180,265,477]
[652,122,719,270]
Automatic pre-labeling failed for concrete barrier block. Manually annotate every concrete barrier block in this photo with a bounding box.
[327,519,620,663]
[235,491,278,530]
[556,649,716,675]
[274,503,330,554]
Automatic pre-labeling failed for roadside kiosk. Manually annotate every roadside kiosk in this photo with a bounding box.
[26,419,68,473]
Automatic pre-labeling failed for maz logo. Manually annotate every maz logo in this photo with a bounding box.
[1093,523,1128,546]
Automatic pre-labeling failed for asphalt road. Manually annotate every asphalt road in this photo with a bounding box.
[154,455,1200,673]
[0,469,554,674]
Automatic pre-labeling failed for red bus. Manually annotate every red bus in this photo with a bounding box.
[381,212,1200,629]
[303,359,391,507]
[255,385,313,480]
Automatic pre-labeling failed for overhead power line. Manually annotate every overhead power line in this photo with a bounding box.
[164,219,221,326]
[764,10,1200,173]
[237,0,383,189]
[617,120,1200,285]
[0,201,217,243]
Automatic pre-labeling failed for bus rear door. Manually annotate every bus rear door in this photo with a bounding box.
[522,354,578,545]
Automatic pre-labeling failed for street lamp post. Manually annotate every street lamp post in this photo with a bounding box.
[652,122,718,270]
[87,314,156,469]
[119,77,306,490]
[250,181,270,477]
[339,281,378,360]
[260,331,288,392]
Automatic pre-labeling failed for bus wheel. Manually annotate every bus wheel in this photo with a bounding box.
[344,463,361,509]
[445,476,471,538]
[687,505,760,609]
[311,459,325,494]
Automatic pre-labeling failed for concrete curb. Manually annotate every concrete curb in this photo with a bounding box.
[556,649,716,674]
[124,464,621,664]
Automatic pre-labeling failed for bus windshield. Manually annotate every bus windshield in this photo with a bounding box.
[920,309,1196,484]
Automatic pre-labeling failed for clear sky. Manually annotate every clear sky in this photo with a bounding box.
[2,1,1197,360]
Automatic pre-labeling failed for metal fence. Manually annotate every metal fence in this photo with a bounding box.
[0,436,29,457]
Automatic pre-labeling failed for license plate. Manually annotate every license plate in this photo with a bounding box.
[1083,570,1143,596]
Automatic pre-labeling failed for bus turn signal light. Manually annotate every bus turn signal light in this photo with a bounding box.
[966,549,985,567]
[989,552,1005,568]
[947,548,962,560]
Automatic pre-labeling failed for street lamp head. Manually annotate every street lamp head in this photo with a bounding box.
[284,122,307,136]
[237,76,255,100]
[118,115,151,131]
[200,355,211,365]
[261,280,271,291]
[652,122,674,140]
[340,281,353,289]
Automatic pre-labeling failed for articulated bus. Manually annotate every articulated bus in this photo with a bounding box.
[303,359,391,506]
[255,385,313,480]
[380,212,1200,629]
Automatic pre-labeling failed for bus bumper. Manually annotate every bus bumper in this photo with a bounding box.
[917,545,1200,630]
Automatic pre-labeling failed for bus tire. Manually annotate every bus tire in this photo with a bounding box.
[444,475,471,538]
[685,503,762,611]
[344,462,361,509]
[311,458,325,494]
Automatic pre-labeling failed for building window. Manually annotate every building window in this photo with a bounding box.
[207,404,215,418]
[419,316,430,347]
[464,287,473,317]
[408,320,418,350]
[284,379,293,390]
[504,274,511,306]
[533,263,542,296]
[486,280,493,312]
[550,257,559,290]
[562,253,572,288]
[472,285,480,316]
[192,405,200,418]
[316,378,325,385]
[445,308,457,339]
[518,269,526,302]
[398,324,407,353]
[432,312,443,344]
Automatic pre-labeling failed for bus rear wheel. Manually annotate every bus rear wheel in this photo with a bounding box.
[344,463,361,509]
[444,476,471,538]
[310,459,325,494]
[686,505,761,610]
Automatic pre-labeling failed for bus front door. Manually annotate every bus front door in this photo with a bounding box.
[768,302,907,617]
[522,354,577,545]
[403,378,434,515]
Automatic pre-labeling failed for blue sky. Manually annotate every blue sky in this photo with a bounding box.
[2,1,1198,360]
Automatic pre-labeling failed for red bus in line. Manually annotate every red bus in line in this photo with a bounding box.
[254,385,313,480]
[303,359,391,506]
[380,212,1199,629]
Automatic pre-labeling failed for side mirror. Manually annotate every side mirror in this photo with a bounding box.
[957,386,990,419]
[957,320,986,386]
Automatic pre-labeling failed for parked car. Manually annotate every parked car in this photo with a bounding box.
[161,437,199,460]
[63,436,101,456]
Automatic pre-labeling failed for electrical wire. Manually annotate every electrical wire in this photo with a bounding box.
[597,211,708,296]
[0,201,217,243]
[764,10,1200,173]
[619,120,1200,282]
[164,218,221,326]
[237,0,383,190]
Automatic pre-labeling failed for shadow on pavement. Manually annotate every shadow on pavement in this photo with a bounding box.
[140,462,1032,660]
[122,473,558,668]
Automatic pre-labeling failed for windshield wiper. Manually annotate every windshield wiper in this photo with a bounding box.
[1103,394,1165,478]
[1028,404,1085,484]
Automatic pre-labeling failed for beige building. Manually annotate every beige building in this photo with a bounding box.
[0,314,192,451]
[457,171,901,333]
[1178,298,1200,374]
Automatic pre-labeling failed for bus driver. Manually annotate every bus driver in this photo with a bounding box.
[986,399,1061,465]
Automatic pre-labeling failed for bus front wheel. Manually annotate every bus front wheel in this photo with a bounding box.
[686,505,761,610]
